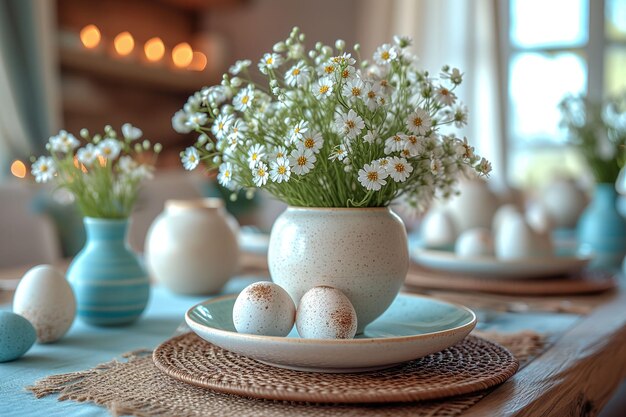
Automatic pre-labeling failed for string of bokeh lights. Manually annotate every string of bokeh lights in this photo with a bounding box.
[79,24,207,71]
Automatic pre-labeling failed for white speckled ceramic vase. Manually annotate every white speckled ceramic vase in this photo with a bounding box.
[268,207,409,333]
[145,198,240,295]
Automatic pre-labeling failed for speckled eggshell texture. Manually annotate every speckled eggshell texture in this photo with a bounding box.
[268,207,408,334]
[232,282,296,337]
[0,311,36,362]
[296,286,357,339]
[13,265,76,343]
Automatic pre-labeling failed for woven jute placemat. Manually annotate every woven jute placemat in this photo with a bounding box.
[152,333,518,404]
[405,267,617,296]
[28,330,543,417]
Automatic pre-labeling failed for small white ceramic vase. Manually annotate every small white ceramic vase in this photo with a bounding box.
[145,198,239,295]
[268,207,409,333]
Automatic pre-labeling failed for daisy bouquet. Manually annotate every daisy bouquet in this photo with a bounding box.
[173,27,490,209]
[31,124,161,218]
[560,93,626,183]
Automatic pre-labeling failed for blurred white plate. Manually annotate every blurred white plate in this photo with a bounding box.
[411,248,590,280]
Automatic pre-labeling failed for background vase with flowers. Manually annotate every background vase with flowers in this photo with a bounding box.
[31,124,161,325]
[560,93,626,270]
[174,27,491,331]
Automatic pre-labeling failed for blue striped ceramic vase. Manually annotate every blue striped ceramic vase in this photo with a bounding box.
[67,217,149,326]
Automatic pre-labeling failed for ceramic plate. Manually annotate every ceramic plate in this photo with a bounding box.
[412,248,590,279]
[185,293,476,373]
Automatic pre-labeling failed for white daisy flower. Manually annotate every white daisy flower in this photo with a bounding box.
[258,52,283,74]
[290,120,309,143]
[228,118,247,142]
[285,61,311,87]
[247,144,266,169]
[270,157,291,183]
[452,105,469,127]
[342,78,365,102]
[181,147,200,171]
[357,162,388,191]
[373,43,398,66]
[233,86,254,111]
[317,61,337,77]
[76,144,98,166]
[122,123,143,141]
[270,145,289,160]
[435,86,457,106]
[373,157,390,171]
[329,144,349,161]
[403,134,424,157]
[289,148,316,175]
[393,35,412,48]
[172,110,192,134]
[386,156,413,182]
[478,157,492,175]
[430,158,443,175]
[202,85,229,107]
[225,135,240,152]
[118,155,138,173]
[97,138,122,160]
[186,112,209,130]
[299,131,323,154]
[338,65,356,81]
[212,113,234,140]
[376,79,393,98]
[406,108,432,135]
[31,156,56,183]
[442,68,463,85]
[331,53,356,66]
[363,130,378,144]
[313,77,334,100]
[49,130,80,153]
[217,162,234,188]
[229,59,251,75]
[362,82,379,111]
[384,133,406,154]
[334,109,365,139]
[252,162,269,187]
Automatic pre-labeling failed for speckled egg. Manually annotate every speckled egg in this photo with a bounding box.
[232,282,296,336]
[0,311,36,362]
[296,286,358,339]
[13,265,76,343]
[455,228,495,258]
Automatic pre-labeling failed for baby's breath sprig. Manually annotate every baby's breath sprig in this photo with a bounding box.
[31,124,160,219]
[173,27,490,210]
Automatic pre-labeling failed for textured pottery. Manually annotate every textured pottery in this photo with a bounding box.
[145,198,239,295]
[67,218,149,326]
[268,207,409,333]
[577,183,626,269]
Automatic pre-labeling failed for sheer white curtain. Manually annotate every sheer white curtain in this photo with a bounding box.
[0,0,60,176]
[358,0,505,185]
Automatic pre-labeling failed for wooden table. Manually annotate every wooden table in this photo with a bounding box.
[1,257,625,417]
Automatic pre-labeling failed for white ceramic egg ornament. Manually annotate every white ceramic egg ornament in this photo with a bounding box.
[495,212,539,260]
[233,282,296,336]
[421,209,457,250]
[455,228,495,258]
[444,178,499,234]
[296,286,358,339]
[13,265,76,343]
[492,204,521,235]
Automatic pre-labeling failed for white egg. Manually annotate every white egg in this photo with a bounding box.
[232,282,295,336]
[492,204,521,235]
[296,286,357,339]
[13,265,76,343]
[495,212,543,260]
[525,202,555,234]
[421,209,457,249]
[455,228,494,258]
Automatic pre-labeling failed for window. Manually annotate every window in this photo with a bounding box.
[501,0,626,187]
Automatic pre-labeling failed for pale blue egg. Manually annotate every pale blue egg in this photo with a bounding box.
[0,311,36,362]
